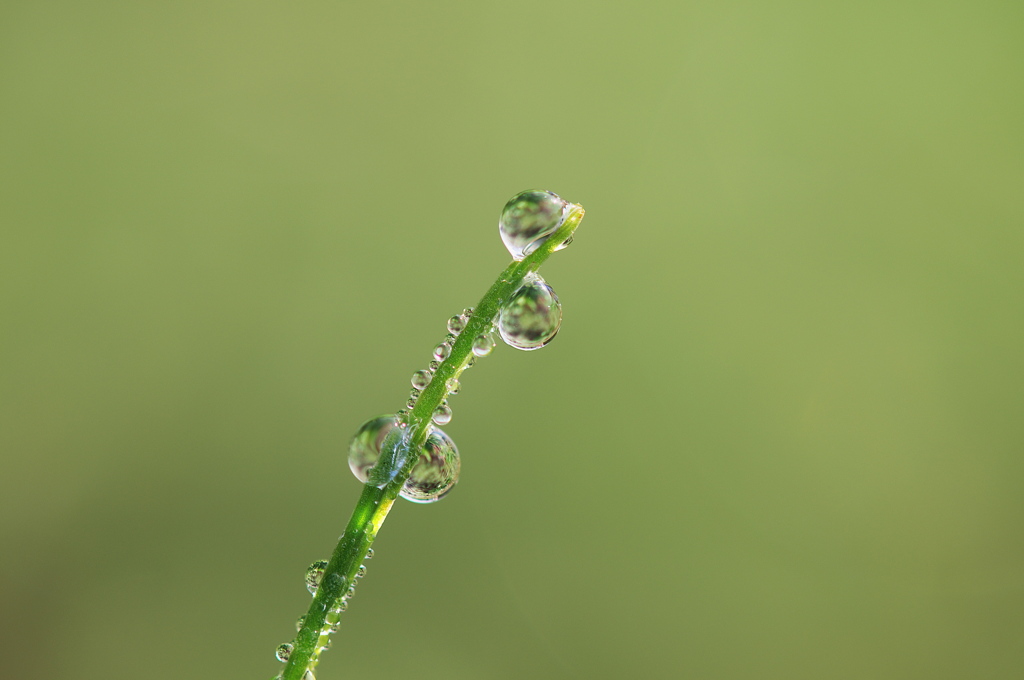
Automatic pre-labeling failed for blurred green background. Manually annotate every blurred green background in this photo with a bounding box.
[2,1,1022,678]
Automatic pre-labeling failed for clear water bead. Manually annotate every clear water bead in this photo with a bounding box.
[447,315,465,334]
[401,426,461,503]
[296,616,306,632]
[498,274,562,350]
[428,360,440,372]
[432,401,453,425]
[305,560,328,595]
[365,548,374,559]
[349,416,460,502]
[356,565,367,578]
[472,331,496,357]
[348,415,399,483]
[446,377,460,395]
[411,370,431,390]
[499,190,568,260]
[433,342,451,361]
[275,643,294,662]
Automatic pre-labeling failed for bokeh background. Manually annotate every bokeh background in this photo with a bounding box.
[2,2,1022,679]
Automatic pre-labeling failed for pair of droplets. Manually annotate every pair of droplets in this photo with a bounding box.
[346,189,572,504]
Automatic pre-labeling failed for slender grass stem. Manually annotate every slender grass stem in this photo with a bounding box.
[280,203,585,680]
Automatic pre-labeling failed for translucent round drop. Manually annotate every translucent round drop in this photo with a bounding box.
[348,415,399,484]
[432,401,452,425]
[275,643,293,662]
[472,331,496,357]
[411,370,431,390]
[348,416,460,502]
[401,427,460,503]
[499,190,568,260]
[498,274,562,350]
[305,559,328,595]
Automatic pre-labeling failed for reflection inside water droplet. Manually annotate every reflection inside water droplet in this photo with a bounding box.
[498,190,568,260]
[498,274,561,350]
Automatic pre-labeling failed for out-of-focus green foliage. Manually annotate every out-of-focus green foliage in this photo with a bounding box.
[1,2,1021,679]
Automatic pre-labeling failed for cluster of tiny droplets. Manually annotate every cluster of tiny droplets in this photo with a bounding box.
[277,549,377,679]
[400,306,501,427]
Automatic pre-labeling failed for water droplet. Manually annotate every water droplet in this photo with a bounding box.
[296,615,306,632]
[400,426,460,503]
[347,416,401,483]
[447,315,466,334]
[428,360,440,372]
[303,671,316,680]
[320,638,332,651]
[446,377,460,395]
[433,342,451,361]
[275,643,294,662]
[334,599,348,613]
[498,274,562,350]
[472,331,496,357]
[350,416,458,503]
[305,560,328,595]
[356,565,367,578]
[432,401,453,425]
[365,548,374,559]
[466,355,476,368]
[555,234,573,251]
[346,585,356,598]
[395,409,409,421]
[411,370,431,390]
[499,190,568,260]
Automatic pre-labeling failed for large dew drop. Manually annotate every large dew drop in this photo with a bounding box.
[402,427,460,503]
[498,274,562,350]
[348,415,460,502]
[499,190,568,260]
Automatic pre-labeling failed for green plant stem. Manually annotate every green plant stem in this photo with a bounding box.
[281,203,585,680]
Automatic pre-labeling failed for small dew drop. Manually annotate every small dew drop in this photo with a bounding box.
[275,643,294,662]
[472,331,496,357]
[305,560,328,595]
[346,586,356,599]
[406,397,417,410]
[428,360,440,372]
[433,342,451,361]
[447,315,467,334]
[356,565,367,578]
[365,548,374,559]
[466,355,476,368]
[296,615,306,632]
[432,401,453,425]
[446,377,460,395]
[303,671,316,680]
[411,370,431,390]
